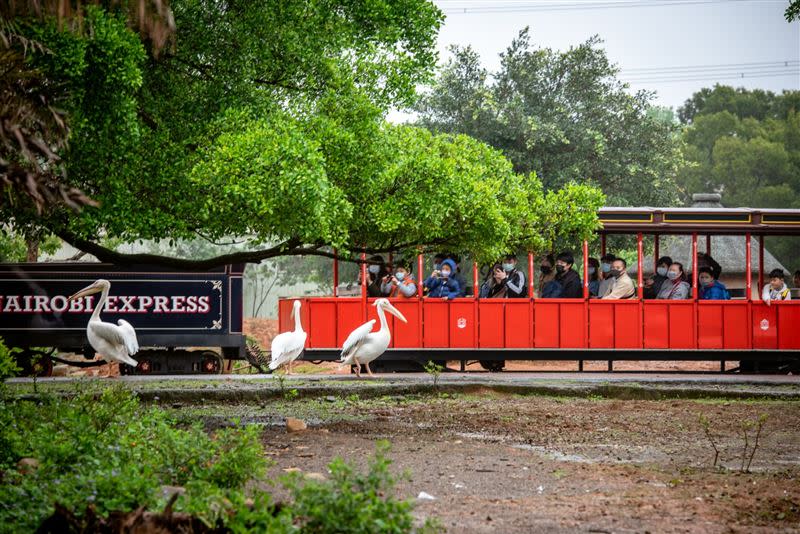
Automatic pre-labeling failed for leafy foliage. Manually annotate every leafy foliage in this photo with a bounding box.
[675,85,800,266]
[415,28,686,206]
[3,4,603,268]
[0,388,437,532]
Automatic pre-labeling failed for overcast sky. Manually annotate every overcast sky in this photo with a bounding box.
[391,0,799,120]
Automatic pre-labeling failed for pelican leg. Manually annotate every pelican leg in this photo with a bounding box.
[365,361,374,377]
[287,360,292,375]
[353,357,361,378]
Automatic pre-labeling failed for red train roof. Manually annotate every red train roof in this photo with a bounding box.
[598,207,800,235]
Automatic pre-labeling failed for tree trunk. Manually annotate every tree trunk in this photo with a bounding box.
[26,238,39,262]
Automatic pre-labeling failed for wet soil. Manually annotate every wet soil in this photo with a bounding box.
[232,393,800,533]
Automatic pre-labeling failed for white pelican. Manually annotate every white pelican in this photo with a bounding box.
[269,299,307,374]
[339,298,407,377]
[68,279,139,370]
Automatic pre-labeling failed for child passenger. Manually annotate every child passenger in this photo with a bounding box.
[381,263,418,298]
[762,268,792,305]
[424,258,461,300]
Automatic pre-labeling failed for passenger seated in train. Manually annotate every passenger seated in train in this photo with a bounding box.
[539,254,560,298]
[446,253,468,297]
[656,262,690,300]
[381,262,418,298]
[697,252,722,280]
[365,255,388,297]
[587,257,600,297]
[555,252,582,298]
[500,254,527,298]
[643,256,673,299]
[424,258,461,300]
[479,263,508,298]
[596,253,617,298]
[601,258,636,299]
[793,269,800,289]
[698,266,730,300]
[762,268,792,305]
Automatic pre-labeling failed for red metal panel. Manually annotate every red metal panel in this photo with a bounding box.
[752,303,778,349]
[308,300,336,348]
[336,299,364,347]
[560,301,586,348]
[478,300,505,348]
[589,302,615,348]
[533,302,560,347]
[777,303,800,350]
[723,303,749,349]
[391,299,421,348]
[643,302,668,349]
[697,303,724,349]
[449,300,476,348]
[423,300,449,347]
[504,300,532,348]
[668,302,694,349]
[613,301,640,349]
[278,299,293,334]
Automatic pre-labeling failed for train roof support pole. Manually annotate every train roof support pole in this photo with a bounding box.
[333,248,339,297]
[528,252,535,298]
[706,235,712,256]
[473,260,479,298]
[654,234,659,272]
[758,236,765,296]
[745,233,752,301]
[600,234,606,257]
[691,233,698,299]
[582,241,589,299]
[361,250,367,321]
[636,233,644,299]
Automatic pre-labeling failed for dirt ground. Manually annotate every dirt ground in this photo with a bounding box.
[194,392,800,533]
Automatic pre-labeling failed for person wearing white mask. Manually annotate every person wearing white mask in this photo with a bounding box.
[363,255,387,297]
[381,263,418,298]
[587,257,600,297]
[494,253,527,298]
[644,256,673,299]
[596,253,617,298]
[656,262,690,300]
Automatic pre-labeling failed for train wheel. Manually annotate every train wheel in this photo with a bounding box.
[201,351,223,374]
[479,360,505,372]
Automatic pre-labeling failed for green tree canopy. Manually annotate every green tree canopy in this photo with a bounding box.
[3,4,604,268]
[415,28,685,207]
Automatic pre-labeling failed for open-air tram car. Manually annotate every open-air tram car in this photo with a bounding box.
[280,206,800,373]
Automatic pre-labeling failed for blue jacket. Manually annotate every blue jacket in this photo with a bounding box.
[425,259,462,299]
[699,280,730,300]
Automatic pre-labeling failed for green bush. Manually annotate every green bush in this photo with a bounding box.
[0,388,438,533]
[0,337,20,381]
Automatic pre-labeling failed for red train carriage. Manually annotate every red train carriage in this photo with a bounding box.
[279,206,800,372]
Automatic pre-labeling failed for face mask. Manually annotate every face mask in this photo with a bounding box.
[502,262,514,272]
[555,265,565,274]
[540,265,552,275]
[588,267,596,275]
[602,263,611,273]
[368,265,380,275]
[441,269,451,278]
[657,267,668,277]
[609,269,621,278]
[395,272,405,281]
[700,278,712,287]
[667,271,679,281]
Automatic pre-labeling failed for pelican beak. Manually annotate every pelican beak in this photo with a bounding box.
[67,282,101,302]
[384,302,408,323]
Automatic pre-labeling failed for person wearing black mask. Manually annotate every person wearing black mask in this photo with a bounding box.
[555,251,582,298]
[643,256,672,299]
[539,254,561,298]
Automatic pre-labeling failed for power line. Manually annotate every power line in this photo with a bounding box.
[624,69,800,83]
[621,60,800,74]
[437,0,765,15]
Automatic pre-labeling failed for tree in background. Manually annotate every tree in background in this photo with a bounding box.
[415,28,686,207]
[676,84,800,268]
[2,3,604,269]
[786,0,800,22]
